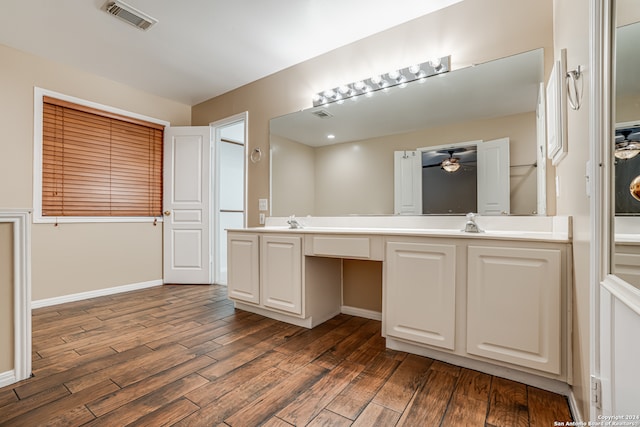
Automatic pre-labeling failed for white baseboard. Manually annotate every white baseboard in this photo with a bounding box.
[0,370,17,388]
[31,279,163,309]
[567,389,583,423]
[341,305,382,321]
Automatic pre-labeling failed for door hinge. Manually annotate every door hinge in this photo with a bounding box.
[591,375,602,409]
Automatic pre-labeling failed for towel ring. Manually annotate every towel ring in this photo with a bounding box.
[566,65,583,111]
[250,147,262,163]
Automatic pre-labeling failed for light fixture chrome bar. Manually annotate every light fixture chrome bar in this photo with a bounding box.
[312,55,451,107]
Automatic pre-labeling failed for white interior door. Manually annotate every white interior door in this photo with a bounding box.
[394,150,422,214]
[163,126,212,284]
[477,138,510,215]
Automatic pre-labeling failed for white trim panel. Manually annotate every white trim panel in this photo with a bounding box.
[0,370,17,388]
[0,210,31,385]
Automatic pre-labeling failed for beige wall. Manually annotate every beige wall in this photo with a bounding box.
[0,223,13,373]
[616,94,640,123]
[0,43,191,300]
[192,0,554,225]
[271,135,315,216]
[553,0,591,420]
[343,260,382,312]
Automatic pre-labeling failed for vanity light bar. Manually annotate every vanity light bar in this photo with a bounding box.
[312,55,451,107]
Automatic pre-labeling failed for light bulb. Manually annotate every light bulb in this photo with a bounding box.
[409,65,426,78]
[387,70,400,81]
[429,57,443,71]
[323,89,336,99]
[371,75,388,88]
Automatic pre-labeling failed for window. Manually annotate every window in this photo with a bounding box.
[34,89,168,222]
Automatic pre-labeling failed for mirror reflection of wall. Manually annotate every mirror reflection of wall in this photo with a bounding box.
[613,0,640,289]
[270,49,544,217]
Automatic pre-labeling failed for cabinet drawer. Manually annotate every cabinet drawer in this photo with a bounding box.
[304,235,383,260]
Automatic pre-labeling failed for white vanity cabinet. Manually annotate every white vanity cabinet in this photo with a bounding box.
[384,240,457,350]
[466,245,562,374]
[383,236,570,381]
[227,230,342,328]
[227,232,260,304]
[227,232,303,315]
[261,234,302,315]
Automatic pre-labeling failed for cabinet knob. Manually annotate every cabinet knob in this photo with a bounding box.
[164,210,171,216]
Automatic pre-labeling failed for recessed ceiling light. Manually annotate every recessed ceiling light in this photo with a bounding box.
[327,134,336,139]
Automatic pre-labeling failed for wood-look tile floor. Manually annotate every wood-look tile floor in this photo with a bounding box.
[0,285,573,426]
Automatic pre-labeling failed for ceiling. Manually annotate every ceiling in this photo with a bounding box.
[0,0,462,106]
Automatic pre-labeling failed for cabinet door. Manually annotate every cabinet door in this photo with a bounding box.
[261,235,302,315]
[467,245,561,374]
[385,241,456,350]
[227,233,260,304]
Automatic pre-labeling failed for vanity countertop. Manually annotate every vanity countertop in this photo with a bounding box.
[229,215,572,243]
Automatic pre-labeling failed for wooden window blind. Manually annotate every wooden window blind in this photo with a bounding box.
[42,96,163,217]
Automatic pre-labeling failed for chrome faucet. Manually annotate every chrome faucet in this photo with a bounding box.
[287,215,302,229]
[463,212,483,233]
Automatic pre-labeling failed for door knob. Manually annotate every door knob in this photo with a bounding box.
[164,210,171,216]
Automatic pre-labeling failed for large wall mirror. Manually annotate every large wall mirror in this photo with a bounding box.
[270,48,547,217]
[612,0,640,289]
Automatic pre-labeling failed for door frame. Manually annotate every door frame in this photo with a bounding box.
[590,0,612,420]
[211,112,248,285]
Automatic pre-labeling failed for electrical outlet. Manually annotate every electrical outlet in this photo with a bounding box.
[585,161,591,197]
[259,213,265,225]
[258,198,268,211]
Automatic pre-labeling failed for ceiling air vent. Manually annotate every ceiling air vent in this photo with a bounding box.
[104,0,158,31]
[311,109,333,119]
